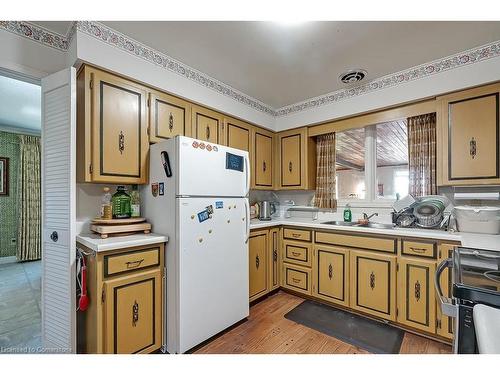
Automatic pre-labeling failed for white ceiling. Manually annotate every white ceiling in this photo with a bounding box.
[0,75,41,131]
[32,21,500,108]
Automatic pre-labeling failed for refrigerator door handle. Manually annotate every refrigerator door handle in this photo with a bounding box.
[244,155,250,196]
[244,199,250,244]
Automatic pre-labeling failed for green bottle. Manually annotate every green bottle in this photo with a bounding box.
[343,203,352,222]
[112,186,131,219]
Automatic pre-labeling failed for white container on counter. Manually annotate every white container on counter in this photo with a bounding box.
[454,206,500,235]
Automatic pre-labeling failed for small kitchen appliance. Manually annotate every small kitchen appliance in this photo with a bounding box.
[436,247,500,353]
[143,136,250,354]
[258,201,276,221]
[454,205,500,235]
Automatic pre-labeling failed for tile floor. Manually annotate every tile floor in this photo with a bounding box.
[0,260,42,353]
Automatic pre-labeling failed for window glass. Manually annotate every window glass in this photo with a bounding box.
[376,120,409,199]
[336,127,366,200]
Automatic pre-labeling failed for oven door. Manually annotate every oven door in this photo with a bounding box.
[456,303,478,354]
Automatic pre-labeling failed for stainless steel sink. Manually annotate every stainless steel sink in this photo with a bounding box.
[321,221,395,229]
[321,221,358,226]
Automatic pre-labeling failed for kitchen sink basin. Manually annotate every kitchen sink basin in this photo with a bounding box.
[321,221,395,229]
[321,221,358,226]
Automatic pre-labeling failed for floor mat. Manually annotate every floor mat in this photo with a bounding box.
[284,299,404,354]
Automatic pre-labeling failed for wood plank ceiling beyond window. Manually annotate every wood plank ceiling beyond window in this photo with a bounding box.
[335,120,408,171]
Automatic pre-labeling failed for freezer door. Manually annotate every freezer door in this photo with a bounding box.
[176,136,249,197]
[176,197,249,353]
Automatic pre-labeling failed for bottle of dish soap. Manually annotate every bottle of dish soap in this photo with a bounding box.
[343,203,352,222]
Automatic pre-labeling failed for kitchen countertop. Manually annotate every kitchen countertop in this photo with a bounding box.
[76,233,168,252]
[250,217,500,251]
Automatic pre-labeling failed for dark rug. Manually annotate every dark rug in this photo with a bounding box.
[284,300,404,354]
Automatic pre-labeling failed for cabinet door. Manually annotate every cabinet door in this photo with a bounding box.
[439,84,500,185]
[254,129,274,188]
[436,244,456,340]
[225,117,251,151]
[313,245,349,307]
[249,230,268,301]
[350,250,396,321]
[281,133,302,187]
[104,269,162,354]
[268,228,280,291]
[192,105,223,144]
[397,258,436,334]
[90,68,148,184]
[149,90,191,142]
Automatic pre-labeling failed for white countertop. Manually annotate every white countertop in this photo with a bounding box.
[474,304,500,354]
[76,233,168,252]
[250,218,500,251]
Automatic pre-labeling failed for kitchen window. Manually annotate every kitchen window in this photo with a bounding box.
[335,119,409,205]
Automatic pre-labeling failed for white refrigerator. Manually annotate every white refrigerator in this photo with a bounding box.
[143,136,250,353]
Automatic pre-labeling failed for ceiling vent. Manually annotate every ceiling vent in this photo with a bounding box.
[339,69,367,84]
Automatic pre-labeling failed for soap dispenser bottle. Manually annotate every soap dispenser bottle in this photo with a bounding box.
[343,203,352,222]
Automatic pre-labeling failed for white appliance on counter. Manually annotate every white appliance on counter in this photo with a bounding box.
[143,136,250,353]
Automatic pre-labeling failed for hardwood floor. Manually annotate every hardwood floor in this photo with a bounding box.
[194,291,452,354]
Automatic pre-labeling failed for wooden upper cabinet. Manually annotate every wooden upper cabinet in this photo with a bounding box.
[253,127,274,189]
[148,90,191,143]
[225,117,252,152]
[438,83,500,185]
[278,127,316,190]
[77,65,149,184]
[191,105,224,144]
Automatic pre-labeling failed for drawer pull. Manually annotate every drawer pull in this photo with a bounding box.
[328,264,333,280]
[256,255,260,269]
[370,271,376,290]
[292,278,301,284]
[415,280,421,301]
[410,247,427,253]
[126,259,144,269]
[132,300,139,327]
[291,251,301,257]
[118,131,125,154]
[292,233,301,238]
[168,112,174,132]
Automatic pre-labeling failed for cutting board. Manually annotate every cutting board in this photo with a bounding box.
[91,217,146,225]
[90,218,151,239]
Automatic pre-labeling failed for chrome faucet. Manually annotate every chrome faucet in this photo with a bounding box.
[362,212,379,221]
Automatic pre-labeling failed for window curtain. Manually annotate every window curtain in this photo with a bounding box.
[17,135,41,261]
[313,133,337,209]
[407,113,437,197]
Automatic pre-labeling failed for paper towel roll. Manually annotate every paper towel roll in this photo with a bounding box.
[453,192,500,200]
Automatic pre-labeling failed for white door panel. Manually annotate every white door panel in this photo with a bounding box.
[177,197,249,352]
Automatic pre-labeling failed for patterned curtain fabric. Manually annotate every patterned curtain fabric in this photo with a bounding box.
[408,113,437,197]
[314,133,337,209]
[17,135,41,261]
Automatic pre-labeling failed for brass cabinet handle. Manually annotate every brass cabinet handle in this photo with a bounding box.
[470,137,477,159]
[328,264,333,280]
[168,112,174,132]
[132,300,139,327]
[263,161,266,172]
[273,249,278,262]
[415,280,421,301]
[291,251,301,257]
[288,161,293,172]
[206,126,210,140]
[292,233,301,238]
[118,131,125,154]
[255,255,260,269]
[410,247,427,253]
[370,271,376,290]
[292,278,301,283]
[126,259,144,268]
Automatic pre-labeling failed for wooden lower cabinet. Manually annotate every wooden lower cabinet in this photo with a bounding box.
[350,250,397,321]
[249,230,269,301]
[397,257,436,334]
[268,228,281,291]
[78,242,165,354]
[282,263,312,295]
[312,245,349,307]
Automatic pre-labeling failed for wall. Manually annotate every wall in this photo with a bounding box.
[0,131,20,257]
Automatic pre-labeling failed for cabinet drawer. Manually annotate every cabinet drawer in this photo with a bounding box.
[283,240,312,267]
[283,228,311,242]
[401,240,437,259]
[104,247,160,277]
[315,231,396,253]
[282,263,311,295]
